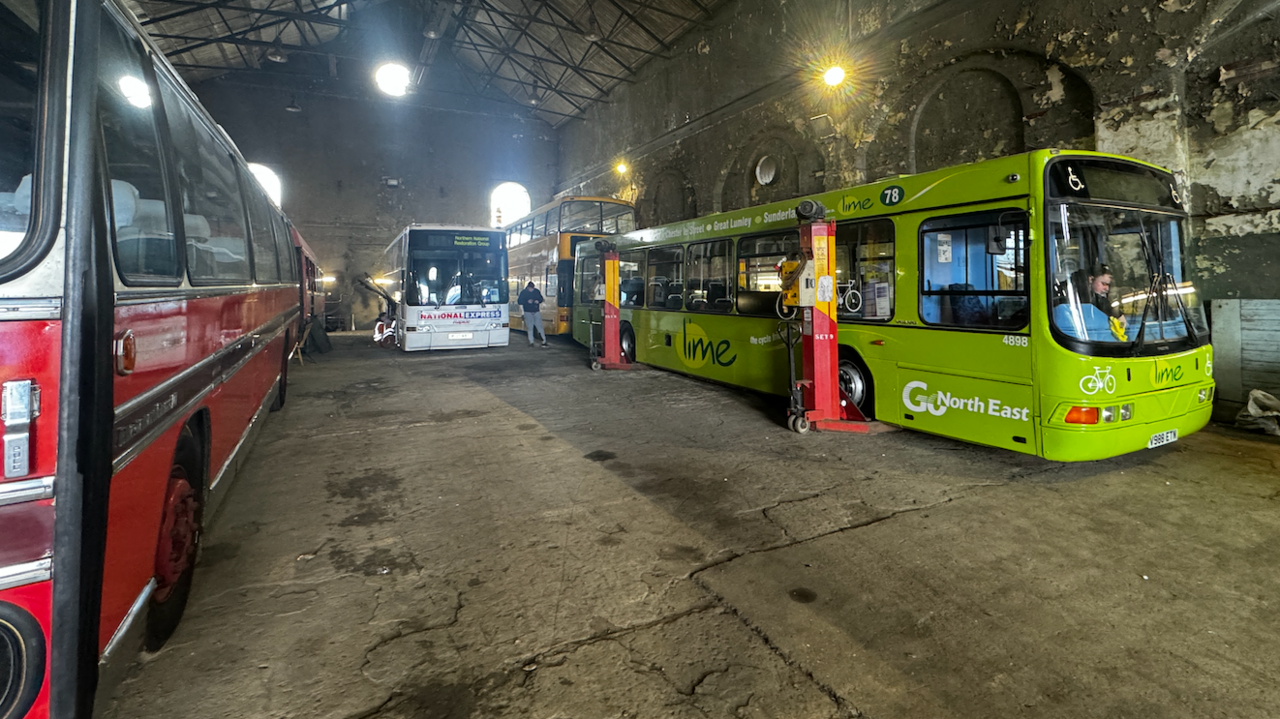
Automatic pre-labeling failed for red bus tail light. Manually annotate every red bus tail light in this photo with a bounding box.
[1065,406,1100,425]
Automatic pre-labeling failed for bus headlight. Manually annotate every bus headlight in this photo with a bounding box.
[1121,403,1134,421]
[1197,388,1211,403]
[1101,406,1118,423]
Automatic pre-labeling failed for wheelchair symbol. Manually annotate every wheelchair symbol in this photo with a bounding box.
[1067,167,1085,192]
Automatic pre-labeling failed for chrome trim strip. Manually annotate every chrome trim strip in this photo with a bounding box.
[0,476,54,508]
[0,297,62,321]
[114,285,298,306]
[114,307,299,419]
[112,310,296,473]
[210,372,278,492]
[100,579,155,664]
[0,558,52,591]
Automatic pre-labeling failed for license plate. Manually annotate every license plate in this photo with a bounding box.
[1147,429,1178,449]
[447,332,473,340]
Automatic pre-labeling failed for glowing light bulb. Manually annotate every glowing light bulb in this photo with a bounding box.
[823,66,846,86]
[616,163,628,174]
[375,63,411,97]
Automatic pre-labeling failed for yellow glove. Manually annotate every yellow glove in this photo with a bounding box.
[1109,315,1128,342]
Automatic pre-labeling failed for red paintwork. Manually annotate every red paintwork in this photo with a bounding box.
[0,580,52,718]
[292,227,325,323]
[100,284,296,650]
[0,320,61,481]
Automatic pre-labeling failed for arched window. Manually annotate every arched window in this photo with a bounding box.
[490,181,530,228]
[247,163,283,207]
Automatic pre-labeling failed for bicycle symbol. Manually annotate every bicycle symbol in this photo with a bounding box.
[1079,366,1117,395]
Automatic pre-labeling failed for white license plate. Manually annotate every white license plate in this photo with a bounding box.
[447,332,474,340]
[1147,429,1178,449]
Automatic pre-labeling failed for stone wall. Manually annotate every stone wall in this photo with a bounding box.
[557,0,1280,303]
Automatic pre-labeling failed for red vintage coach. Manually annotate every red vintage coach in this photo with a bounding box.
[0,0,306,714]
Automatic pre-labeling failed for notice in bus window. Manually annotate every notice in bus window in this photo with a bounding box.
[937,234,952,263]
[875,283,891,317]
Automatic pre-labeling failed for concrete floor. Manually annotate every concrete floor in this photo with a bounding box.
[103,333,1280,719]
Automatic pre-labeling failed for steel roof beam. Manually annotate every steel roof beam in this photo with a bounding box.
[598,0,668,50]
[449,37,630,82]
[472,0,610,95]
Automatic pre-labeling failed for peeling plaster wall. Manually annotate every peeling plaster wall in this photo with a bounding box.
[194,65,557,327]
[558,0,1280,303]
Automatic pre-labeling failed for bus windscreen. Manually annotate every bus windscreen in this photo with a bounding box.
[406,230,507,306]
[0,0,43,260]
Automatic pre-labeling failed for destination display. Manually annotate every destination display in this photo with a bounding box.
[413,230,504,249]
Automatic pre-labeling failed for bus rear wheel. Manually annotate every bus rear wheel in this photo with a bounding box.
[620,323,636,363]
[146,426,204,651]
[838,355,875,421]
[270,340,288,412]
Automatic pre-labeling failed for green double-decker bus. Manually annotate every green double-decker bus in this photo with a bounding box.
[572,150,1214,461]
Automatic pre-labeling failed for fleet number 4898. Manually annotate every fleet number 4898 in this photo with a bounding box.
[1002,335,1028,347]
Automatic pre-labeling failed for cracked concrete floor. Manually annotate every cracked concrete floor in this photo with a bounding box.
[102,333,1280,719]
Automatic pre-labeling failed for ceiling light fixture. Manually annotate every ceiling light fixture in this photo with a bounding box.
[265,39,287,63]
[375,62,412,97]
[583,0,602,41]
[823,66,846,86]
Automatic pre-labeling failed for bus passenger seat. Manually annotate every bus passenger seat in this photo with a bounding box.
[108,180,139,229]
[11,174,32,214]
[666,281,684,309]
[620,277,644,306]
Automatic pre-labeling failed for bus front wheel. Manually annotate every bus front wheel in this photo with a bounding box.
[838,354,875,421]
[146,425,204,651]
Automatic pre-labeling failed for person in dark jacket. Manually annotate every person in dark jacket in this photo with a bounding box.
[517,281,548,347]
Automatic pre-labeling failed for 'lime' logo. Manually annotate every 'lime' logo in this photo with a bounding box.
[680,319,736,369]
[1151,359,1184,388]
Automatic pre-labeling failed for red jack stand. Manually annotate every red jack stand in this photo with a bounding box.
[590,247,639,371]
[789,201,894,435]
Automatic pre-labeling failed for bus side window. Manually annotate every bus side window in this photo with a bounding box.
[836,219,895,321]
[736,233,798,317]
[546,205,560,234]
[99,15,178,284]
[158,76,251,285]
[242,169,280,283]
[273,214,297,282]
[533,212,546,239]
[646,246,683,309]
[919,210,1029,330]
[619,250,645,308]
[685,240,731,312]
[578,255,601,304]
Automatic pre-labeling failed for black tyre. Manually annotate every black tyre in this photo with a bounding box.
[270,341,288,412]
[620,323,636,363]
[0,602,45,719]
[145,426,204,651]
[838,353,875,420]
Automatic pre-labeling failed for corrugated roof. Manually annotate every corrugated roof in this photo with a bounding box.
[131,0,725,124]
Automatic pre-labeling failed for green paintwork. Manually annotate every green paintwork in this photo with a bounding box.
[572,150,1214,462]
